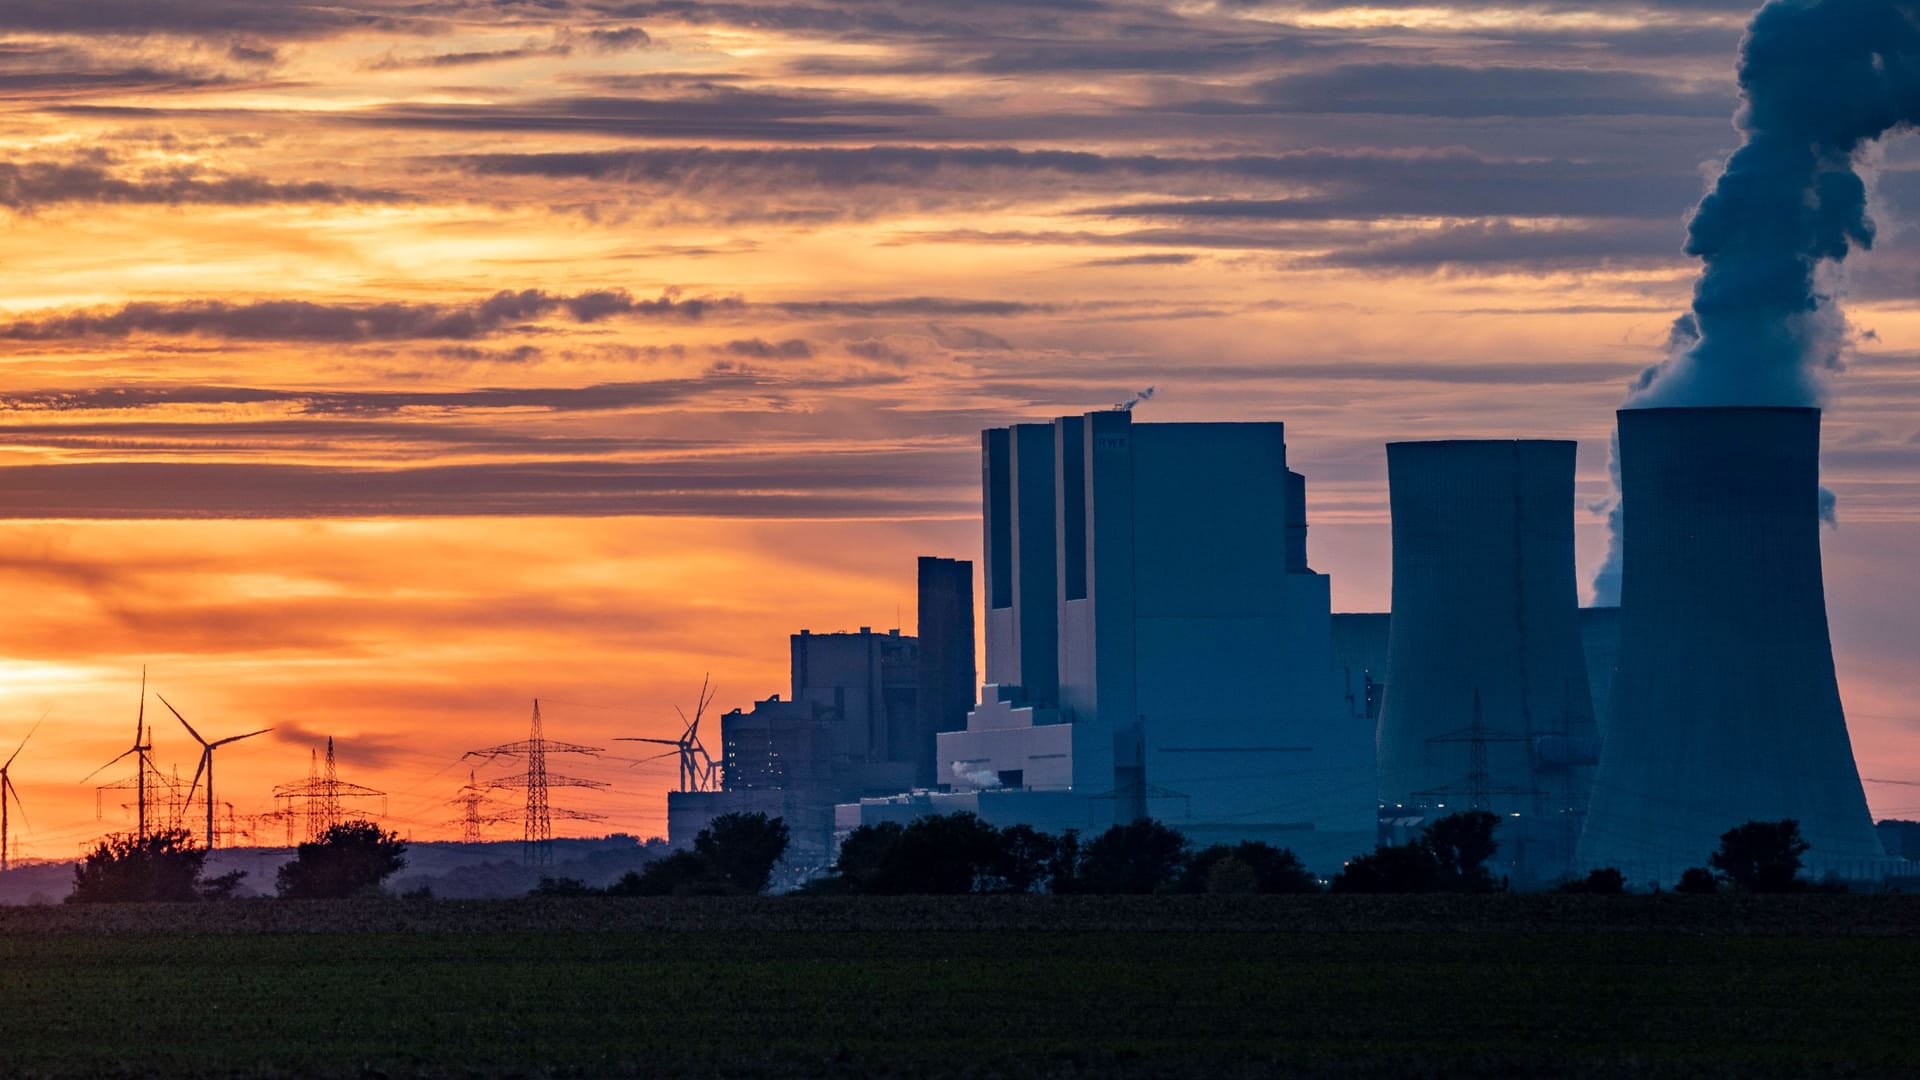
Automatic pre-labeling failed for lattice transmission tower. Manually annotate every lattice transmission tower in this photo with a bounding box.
[466,700,606,867]
[273,737,385,842]
[448,769,515,844]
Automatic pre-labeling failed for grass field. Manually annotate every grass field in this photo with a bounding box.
[0,896,1915,1078]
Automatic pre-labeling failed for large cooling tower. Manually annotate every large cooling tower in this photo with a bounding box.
[1379,440,1599,881]
[1579,407,1885,883]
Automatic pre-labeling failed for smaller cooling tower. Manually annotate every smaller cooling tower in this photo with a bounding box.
[1579,407,1885,883]
[1379,440,1599,881]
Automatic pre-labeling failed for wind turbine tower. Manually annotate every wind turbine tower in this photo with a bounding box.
[0,719,39,871]
[84,669,155,841]
[159,695,270,850]
[615,676,721,794]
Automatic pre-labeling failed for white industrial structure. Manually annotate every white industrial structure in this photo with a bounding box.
[841,410,1377,872]
[1375,440,1599,882]
[1578,406,1890,883]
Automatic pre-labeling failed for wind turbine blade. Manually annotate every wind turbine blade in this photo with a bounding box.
[136,666,146,744]
[80,747,138,784]
[6,777,27,833]
[613,737,680,746]
[4,716,42,770]
[212,728,272,748]
[185,752,208,811]
[157,695,207,747]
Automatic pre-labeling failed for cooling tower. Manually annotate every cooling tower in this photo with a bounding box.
[1379,440,1599,882]
[1578,407,1885,883]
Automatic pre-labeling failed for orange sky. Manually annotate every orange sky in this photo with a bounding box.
[1,1,1918,857]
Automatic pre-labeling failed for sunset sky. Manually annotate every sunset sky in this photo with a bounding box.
[2,0,1918,857]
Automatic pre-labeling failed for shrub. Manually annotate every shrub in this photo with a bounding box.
[1183,842,1319,894]
[694,812,790,894]
[69,829,239,903]
[992,823,1058,894]
[1078,819,1189,894]
[1557,867,1627,895]
[1675,867,1719,895]
[531,877,599,897]
[1330,840,1439,894]
[1331,812,1504,894]
[275,820,407,899]
[1710,819,1809,893]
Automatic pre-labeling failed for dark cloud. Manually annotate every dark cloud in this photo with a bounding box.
[1077,253,1197,267]
[1251,63,1731,118]
[0,159,406,210]
[580,25,652,51]
[359,86,933,140]
[1298,219,1684,271]
[368,45,571,70]
[775,297,1053,318]
[0,289,741,342]
[0,368,908,417]
[449,145,1704,223]
[0,1,416,37]
[718,337,813,358]
[0,455,974,519]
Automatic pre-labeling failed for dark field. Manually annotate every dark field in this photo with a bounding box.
[1,896,1916,1078]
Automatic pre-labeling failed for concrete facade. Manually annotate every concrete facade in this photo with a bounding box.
[924,410,1375,872]
[672,560,974,876]
[912,556,976,789]
[1376,440,1600,883]
[1578,407,1889,884]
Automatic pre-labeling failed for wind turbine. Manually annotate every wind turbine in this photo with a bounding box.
[616,675,720,793]
[83,668,153,840]
[158,695,269,850]
[0,718,40,872]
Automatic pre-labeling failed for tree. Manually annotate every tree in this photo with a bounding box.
[1710,819,1809,893]
[1331,812,1503,894]
[608,851,713,896]
[992,823,1059,894]
[1329,840,1439,894]
[879,813,1004,894]
[1078,819,1189,894]
[828,820,904,892]
[694,812,790,894]
[1184,842,1319,894]
[1425,811,1502,892]
[69,829,240,903]
[1046,829,1084,895]
[1556,867,1627,895]
[1675,867,1719,895]
[275,820,407,899]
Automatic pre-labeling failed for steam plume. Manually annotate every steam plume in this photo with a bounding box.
[1592,0,1920,603]
[1115,385,1156,411]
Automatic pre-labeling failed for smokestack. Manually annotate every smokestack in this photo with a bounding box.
[1578,407,1885,883]
[1593,0,1920,600]
[1378,440,1598,880]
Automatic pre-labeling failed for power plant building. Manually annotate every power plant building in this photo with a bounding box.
[1578,407,1890,883]
[1374,440,1600,882]
[669,559,976,875]
[843,410,1376,871]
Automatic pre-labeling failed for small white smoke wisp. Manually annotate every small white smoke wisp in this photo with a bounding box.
[1114,385,1156,411]
[950,760,1002,788]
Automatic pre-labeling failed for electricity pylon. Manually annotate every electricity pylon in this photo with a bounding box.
[273,737,384,842]
[449,769,514,843]
[466,700,605,867]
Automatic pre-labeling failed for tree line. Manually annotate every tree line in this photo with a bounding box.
[63,810,1838,902]
[68,820,408,902]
